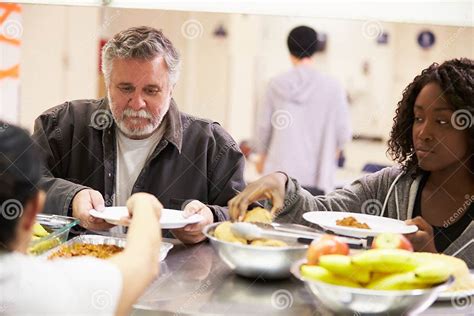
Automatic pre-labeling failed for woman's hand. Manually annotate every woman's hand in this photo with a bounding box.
[404,216,437,253]
[126,192,162,221]
[228,172,288,221]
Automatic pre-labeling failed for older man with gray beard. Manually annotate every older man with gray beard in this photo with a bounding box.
[33,26,246,244]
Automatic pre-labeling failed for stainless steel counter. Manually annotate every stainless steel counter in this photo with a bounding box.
[131,239,472,316]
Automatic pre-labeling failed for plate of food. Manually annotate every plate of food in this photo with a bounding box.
[302,211,418,238]
[89,207,203,229]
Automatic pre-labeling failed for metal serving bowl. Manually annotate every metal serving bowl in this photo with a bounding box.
[203,222,308,279]
[291,259,454,315]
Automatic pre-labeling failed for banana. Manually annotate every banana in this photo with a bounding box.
[301,264,361,288]
[28,238,60,255]
[318,254,371,284]
[413,263,451,284]
[366,263,451,290]
[367,271,421,290]
[369,272,391,283]
[352,249,419,273]
[366,272,442,291]
[32,223,49,238]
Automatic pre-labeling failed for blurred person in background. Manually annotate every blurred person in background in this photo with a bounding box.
[255,25,352,195]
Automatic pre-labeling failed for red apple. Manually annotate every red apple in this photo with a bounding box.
[372,233,413,251]
[307,234,349,265]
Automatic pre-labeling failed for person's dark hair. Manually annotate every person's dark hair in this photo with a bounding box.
[287,25,318,59]
[388,58,474,175]
[0,122,41,250]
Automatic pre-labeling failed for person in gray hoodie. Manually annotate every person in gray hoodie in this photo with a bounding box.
[229,58,473,267]
[254,25,351,194]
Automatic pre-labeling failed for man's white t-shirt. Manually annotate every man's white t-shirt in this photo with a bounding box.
[0,252,122,315]
[114,123,166,207]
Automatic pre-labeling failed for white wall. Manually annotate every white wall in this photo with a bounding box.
[226,14,260,142]
[13,5,474,177]
[392,23,474,109]
[19,4,100,130]
[101,8,232,126]
[183,11,230,126]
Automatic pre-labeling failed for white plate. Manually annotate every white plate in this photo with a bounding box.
[302,211,418,238]
[437,271,474,302]
[89,207,204,229]
[159,242,174,261]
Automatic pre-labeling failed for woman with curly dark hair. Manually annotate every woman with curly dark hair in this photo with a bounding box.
[228,58,474,266]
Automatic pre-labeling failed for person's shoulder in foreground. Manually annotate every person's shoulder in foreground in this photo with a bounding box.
[0,119,162,315]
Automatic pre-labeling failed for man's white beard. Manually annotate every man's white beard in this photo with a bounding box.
[109,93,170,139]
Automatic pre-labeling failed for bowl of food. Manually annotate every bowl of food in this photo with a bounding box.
[291,233,456,315]
[203,208,308,279]
[292,259,453,315]
[28,214,79,255]
[43,234,174,262]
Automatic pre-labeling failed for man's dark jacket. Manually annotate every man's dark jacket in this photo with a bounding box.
[32,98,246,222]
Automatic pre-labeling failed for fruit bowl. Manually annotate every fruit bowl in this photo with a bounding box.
[291,259,453,315]
[203,223,307,279]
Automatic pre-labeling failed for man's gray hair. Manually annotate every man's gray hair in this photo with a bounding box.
[101,26,181,86]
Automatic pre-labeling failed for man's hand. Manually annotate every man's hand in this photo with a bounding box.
[171,200,214,244]
[228,172,288,222]
[404,216,437,253]
[72,189,114,231]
